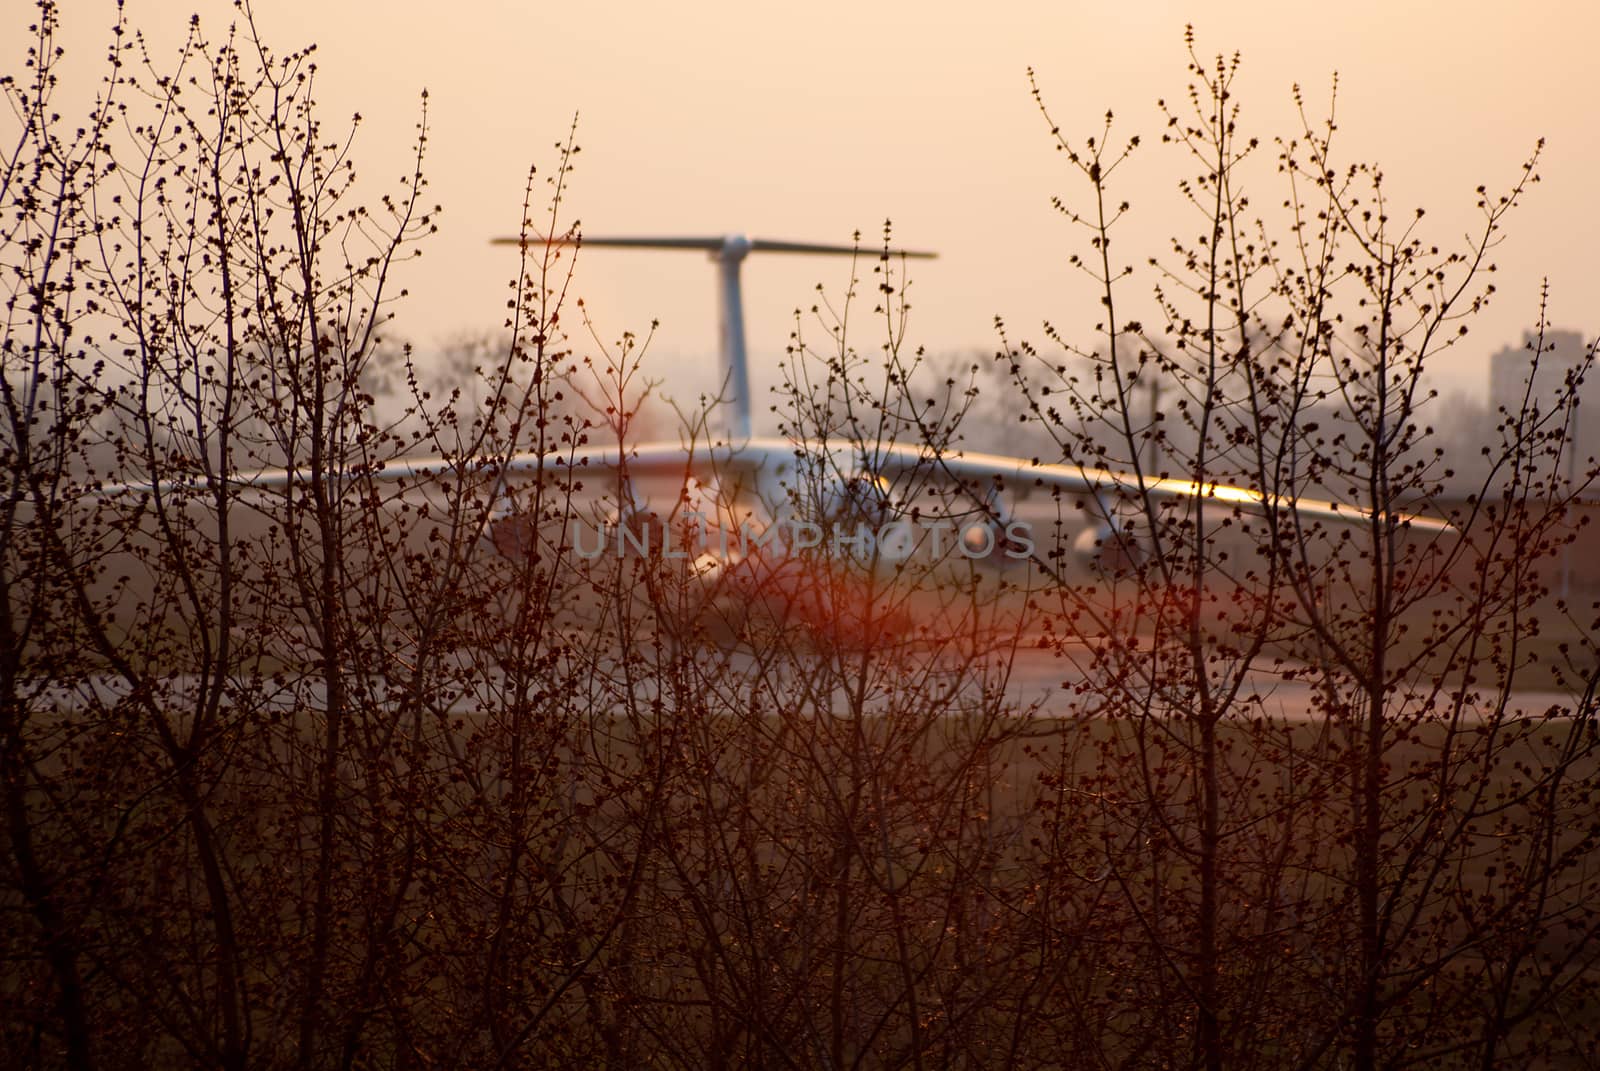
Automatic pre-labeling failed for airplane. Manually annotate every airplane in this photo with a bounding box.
[88,229,1454,647]
[480,231,1453,571]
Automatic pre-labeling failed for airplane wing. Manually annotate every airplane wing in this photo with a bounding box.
[88,436,1452,534]
[856,441,1455,532]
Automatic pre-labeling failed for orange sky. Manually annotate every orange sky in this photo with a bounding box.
[36,1,1600,417]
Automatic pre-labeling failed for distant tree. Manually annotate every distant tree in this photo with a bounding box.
[1,4,622,1066]
[998,34,1600,1070]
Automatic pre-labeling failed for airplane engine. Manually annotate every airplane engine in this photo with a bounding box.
[818,471,892,527]
[959,514,1033,569]
[1072,514,1147,574]
[486,509,535,560]
[607,500,671,557]
[482,480,535,560]
[956,486,1033,569]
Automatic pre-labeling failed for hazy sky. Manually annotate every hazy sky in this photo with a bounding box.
[37,1,1600,419]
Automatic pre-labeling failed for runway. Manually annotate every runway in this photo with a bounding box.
[33,638,1582,728]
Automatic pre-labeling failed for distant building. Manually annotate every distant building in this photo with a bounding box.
[1488,328,1598,467]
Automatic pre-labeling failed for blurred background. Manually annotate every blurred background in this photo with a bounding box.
[41,1,1600,425]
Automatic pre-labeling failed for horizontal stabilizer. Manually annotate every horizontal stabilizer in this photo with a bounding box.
[489,234,936,259]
